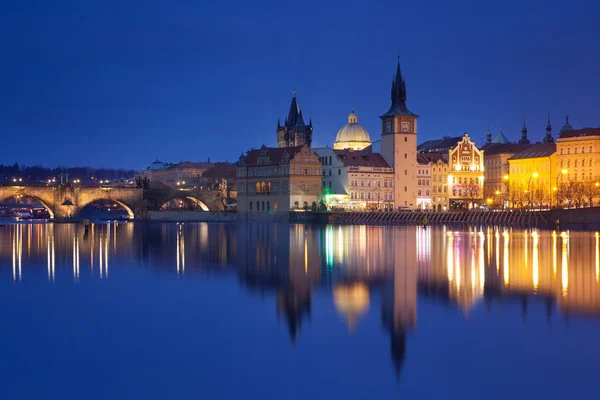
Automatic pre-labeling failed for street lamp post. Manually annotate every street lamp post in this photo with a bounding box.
[554,169,568,208]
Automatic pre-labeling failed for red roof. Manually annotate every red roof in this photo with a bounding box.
[241,146,304,166]
[417,153,446,164]
[559,127,600,139]
[334,149,391,168]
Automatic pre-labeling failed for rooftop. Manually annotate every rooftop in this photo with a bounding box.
[418,136,463,153]
[483,143,534,156]
[558,127,600,139]
[240,145,305,166]
[509,143,556,160]
[334,149,391,168]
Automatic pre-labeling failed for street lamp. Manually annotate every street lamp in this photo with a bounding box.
[554,169,568,208]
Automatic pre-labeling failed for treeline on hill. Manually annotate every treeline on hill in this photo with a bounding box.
[0,163,137,185]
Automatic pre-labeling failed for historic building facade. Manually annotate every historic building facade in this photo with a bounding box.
[276,94,313,148]
[236,145,321,212]
[507,143,557,208]
[556,126,600,183]
[315,147,394,211]
[416,155,431,210]
[418,153,448,211]
[380,60,419,210]
[447,133,485,209]
[482,143,532,207]
[333,109,372,151]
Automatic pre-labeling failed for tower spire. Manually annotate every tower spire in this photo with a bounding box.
[519,113,531,144]
[544,110,554,143]
[486,118,492,144]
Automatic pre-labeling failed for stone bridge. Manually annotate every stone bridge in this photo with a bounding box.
[0,185,224,219]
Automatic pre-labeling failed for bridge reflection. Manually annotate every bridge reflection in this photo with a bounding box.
[1,222,600,378]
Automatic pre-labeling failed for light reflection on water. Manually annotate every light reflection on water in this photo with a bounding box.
[1,222,600,398]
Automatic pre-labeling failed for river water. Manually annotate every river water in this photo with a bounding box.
[1,222,599,399]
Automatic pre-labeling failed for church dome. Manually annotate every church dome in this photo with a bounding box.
[333,110,372,151]
[560,115,574,134]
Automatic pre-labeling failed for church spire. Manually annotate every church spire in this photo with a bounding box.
[519,113,531,144]
[380,56,417,118]
[486,118,492,144]
[286,93,301,127]
[543,111,554,143]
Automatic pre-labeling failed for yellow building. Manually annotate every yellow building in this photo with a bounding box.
[482,143,532,207]
[556,127,600,183]
[447,133,484,210]
[507,143,556,208]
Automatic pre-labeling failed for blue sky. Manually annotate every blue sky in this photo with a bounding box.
[0,0,598,169]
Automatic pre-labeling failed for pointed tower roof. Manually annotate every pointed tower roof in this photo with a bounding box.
[493,127,510,144]
[543,111,554,143]
[295,109,305,127]
[486,118,492,144]
[286,93,301,127]
[519,114,531,144]
[380,57,418,118]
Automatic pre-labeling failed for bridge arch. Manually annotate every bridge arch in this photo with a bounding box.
[159,195,210,211]
[77,198,135,219]
[0,193,56,219]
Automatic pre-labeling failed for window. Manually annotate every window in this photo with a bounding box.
[249,202,252,211]
[404,153,407,159]
[304,169,308,176]
[404,137,407,142]
[384,180,388,188]
[338,169,341,175]
[274,201,278,211]
[267,201,270,211]
[590,146,593,153]
[405,170,407,175]
[404,186,407,192]
[256,201,260,210]
[256,182,261,193]
[360,192,364,200]
[367,193,371,200]
[384,193,388,201]
[294,201,299,209]
[329,170,332,176]
[262,201,265,211]
[329,156,332,164]
[418,190,422,196]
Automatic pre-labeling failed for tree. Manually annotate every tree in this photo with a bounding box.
[509,183,527,209]
[582,181,600,207]
[464,184,483,209]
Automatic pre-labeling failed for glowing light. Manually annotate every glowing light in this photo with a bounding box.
[503,231,510,286]
[532,231,539,290]
[561,232,569,296]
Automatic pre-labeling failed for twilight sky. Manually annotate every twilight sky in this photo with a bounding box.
[0,0,598,170]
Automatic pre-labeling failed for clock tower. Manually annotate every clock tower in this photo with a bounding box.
[380,58,419,210]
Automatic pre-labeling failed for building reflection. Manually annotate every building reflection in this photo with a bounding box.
[2,222,600,377]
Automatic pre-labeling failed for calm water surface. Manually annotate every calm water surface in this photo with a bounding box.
[1,222,600,399]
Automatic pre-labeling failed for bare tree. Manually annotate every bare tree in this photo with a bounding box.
[464,184,483,209]
[582,181,600,207]
[509,183,527,209]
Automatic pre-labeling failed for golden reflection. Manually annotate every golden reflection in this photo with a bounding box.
[561,232,569,296]
[532,231,539,290]
[503,230,510,286]
[447,234,454,283]
[594,232,600,282]
[333,283,370,331]
[552,231,557,277]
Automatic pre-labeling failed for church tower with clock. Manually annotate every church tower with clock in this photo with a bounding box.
[380,59,419,210]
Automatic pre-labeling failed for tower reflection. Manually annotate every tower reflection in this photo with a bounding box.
[2,222,600,378]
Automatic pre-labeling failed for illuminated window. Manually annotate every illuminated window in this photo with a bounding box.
[274,201,278,211]
[256,182,261,193]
